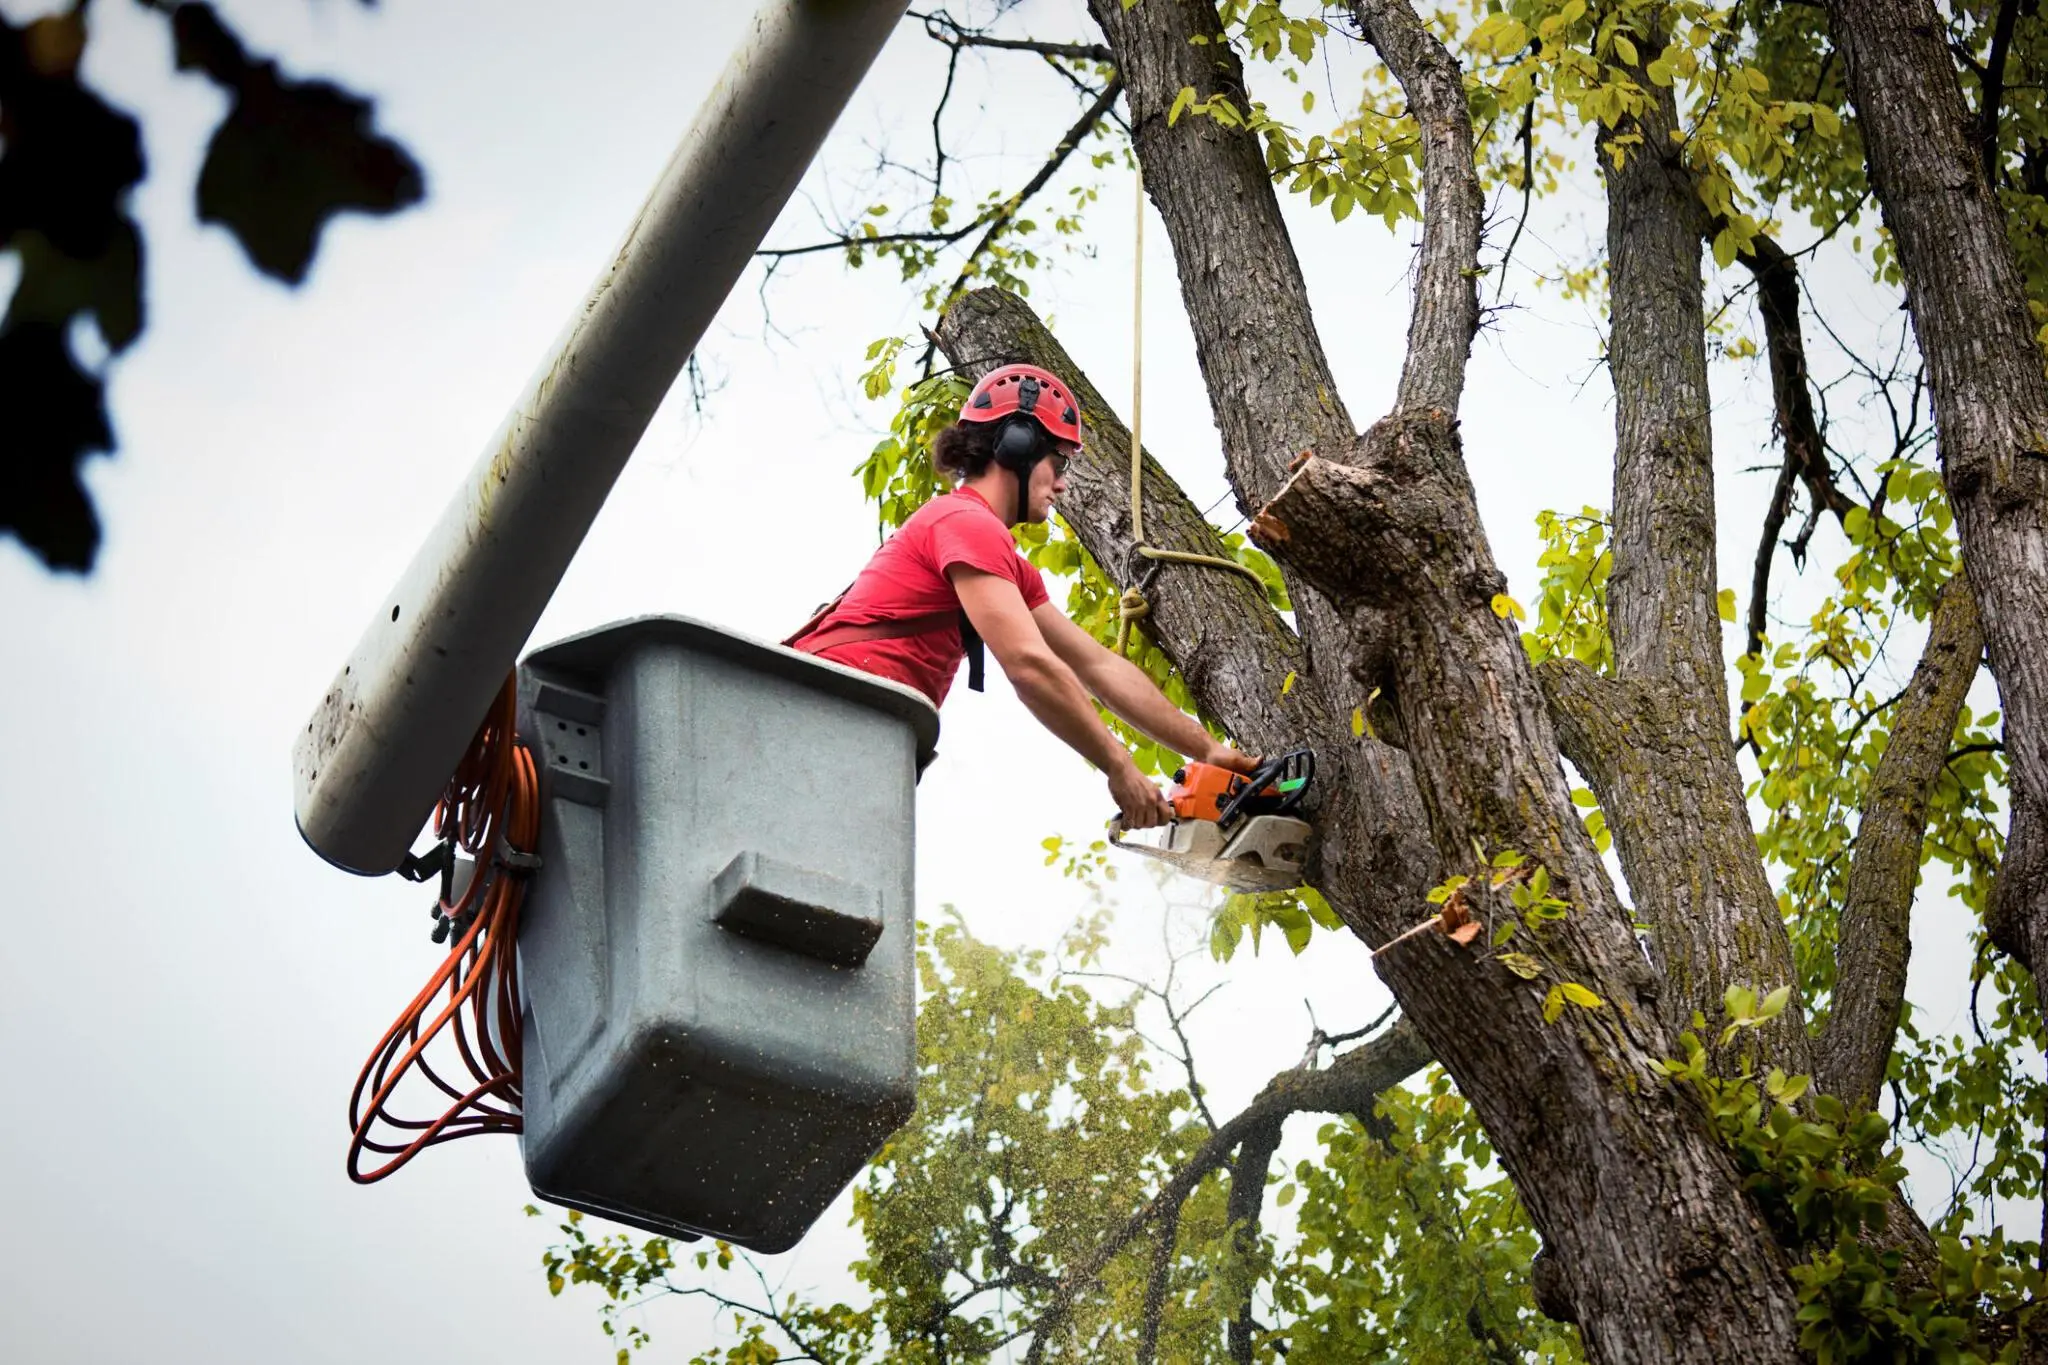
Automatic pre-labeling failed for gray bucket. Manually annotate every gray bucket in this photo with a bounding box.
[514,615,938,1251]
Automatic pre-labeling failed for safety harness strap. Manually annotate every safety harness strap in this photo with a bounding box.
[785,598,986,693]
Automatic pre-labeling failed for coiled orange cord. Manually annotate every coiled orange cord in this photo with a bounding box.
[347,675,539,1183]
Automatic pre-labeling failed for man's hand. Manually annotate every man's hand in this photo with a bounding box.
[1110,760,1174,830]
[1201,743,1259,776]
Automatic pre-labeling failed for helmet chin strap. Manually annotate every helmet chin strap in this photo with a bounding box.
[1003,466,1025,527]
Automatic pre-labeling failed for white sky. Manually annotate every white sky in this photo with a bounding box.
[0,1,2003,1361]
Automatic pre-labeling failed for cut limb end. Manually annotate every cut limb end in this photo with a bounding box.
[1249,510,1292,549]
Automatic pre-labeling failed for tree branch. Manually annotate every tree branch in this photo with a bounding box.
[759,59,1120,317]
[759,226,974,260]
[1978,0,2023,183]
[1738,226,1860,658]
[1134,1212,1180,1365]
[1225,1115,1285,1365]
[1747,449,1802,657]
[1345,0,1484,415]
[1745,231,1857,537]
[1820,575,1985,1109]
[1065,954,1227,1132]
[1592,34,1808,1071]
[1021,1018,1432,1359]
[1494,97,1537,304]
[915,11,1114,65]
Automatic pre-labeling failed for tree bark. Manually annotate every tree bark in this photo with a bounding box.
[1824,0,2048,995]
[1821,576,1985,1110]
[1258,424,1802,1364]
[1592,63,1809,1071]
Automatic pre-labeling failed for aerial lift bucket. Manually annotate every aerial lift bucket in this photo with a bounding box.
[514,615,938,1252]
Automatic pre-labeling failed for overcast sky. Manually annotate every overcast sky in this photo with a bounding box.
[0,1,1999,1361]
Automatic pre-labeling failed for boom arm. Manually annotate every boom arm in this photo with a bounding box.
[293,0,910,874]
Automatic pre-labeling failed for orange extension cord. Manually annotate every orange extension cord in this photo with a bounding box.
[347,675,539,1183]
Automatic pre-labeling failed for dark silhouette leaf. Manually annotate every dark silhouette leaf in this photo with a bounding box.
[0,13,144,259]
[8,223,144,351]
[173,3,424,284]
[0,11,148,570]
[0,321,109,571]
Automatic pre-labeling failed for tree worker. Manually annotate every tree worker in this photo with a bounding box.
[787,362,1255,831]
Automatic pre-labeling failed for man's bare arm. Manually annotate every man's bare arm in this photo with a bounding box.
[950,567,1173,828]
[1033,603,1255,774]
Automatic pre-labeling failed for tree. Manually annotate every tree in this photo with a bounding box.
[1,0,421,572]
[538,906,1574,1363]
[548,0,2048,1359]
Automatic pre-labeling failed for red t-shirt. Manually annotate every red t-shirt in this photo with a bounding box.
[800,487,1050,705]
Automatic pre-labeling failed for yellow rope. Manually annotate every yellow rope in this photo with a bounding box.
[1116,165,1268,658]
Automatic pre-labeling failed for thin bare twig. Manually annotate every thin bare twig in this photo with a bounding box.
[933,75,1126,312]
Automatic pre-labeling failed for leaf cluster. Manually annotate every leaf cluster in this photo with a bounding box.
[1656,987,2047,1364]
[2,0,420,572]
[1274,1069,1584,1363]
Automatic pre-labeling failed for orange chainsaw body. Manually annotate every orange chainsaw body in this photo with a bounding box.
[1168,762,1272,824]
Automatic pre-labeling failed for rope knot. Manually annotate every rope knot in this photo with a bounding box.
[1114,584,1151,656]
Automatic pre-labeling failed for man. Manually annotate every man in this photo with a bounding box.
[789,363,1255,830]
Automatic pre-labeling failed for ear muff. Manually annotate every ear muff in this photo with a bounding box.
[989,413,1051,525]
[993,415,1044,468]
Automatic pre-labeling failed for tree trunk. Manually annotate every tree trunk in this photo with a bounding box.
[1824,0,2048,993]
[1576,61,1809,1070]
[1260,425,1804,1363]
[1022,2,1817,1355]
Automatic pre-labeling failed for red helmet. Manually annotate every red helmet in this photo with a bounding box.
[960,364,1082,447]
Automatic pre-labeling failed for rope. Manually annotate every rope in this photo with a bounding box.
[1116,165,1269,657]
[346,673,538,1182]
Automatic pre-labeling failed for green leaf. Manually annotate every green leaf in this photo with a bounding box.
[1167,85,1197,127]
[1497,951,1544,980]
[1712,228,1737,271]
[1560,982,1604,1010]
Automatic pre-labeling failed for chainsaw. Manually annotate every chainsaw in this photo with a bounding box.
[1108,748,1315,893]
